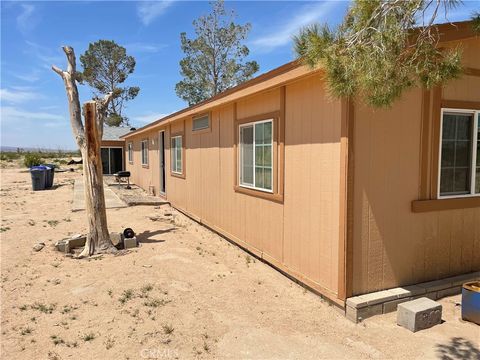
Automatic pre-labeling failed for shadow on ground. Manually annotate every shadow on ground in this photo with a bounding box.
[436,337,480,360]
[136,228,175,243]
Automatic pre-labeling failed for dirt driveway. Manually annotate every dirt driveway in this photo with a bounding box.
[1,167,479,359]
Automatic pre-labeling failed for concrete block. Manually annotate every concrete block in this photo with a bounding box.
[425,292,438,300]
[123,236,138,249]
[346,296,368,309]
[67,236,86,249]
[397,297,442,332]
[387,287,413,299]
[361,290,397,306]
[418,278,452,292]
[450,273,478,287]
[346,304,383,323]
[437,286,462,299]
[55,240,67,252]
[383,297,412,313]
[402,284,427,296]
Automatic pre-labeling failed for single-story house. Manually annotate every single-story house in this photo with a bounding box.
[121,21,479,318]
[100,126,132,175]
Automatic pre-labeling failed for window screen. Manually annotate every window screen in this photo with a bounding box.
[141,140,148,165]
[192,114,209,131]
[476,113,480,194]
[239,120,273,191]
[439,112,475,196]
[171,135,183,174]
[128,143,133,163]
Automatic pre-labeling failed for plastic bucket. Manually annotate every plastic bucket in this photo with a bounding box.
[43,164,55,188]
[30,168,46,191]
[461,281,480,325]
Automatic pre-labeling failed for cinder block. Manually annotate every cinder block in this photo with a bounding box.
[361,290,397,306]
[418,278,452,292]
[387,287,413,299]
[55,240,68,252]
[67,236,86,249]
[383,297,412,313]
[437,286,462,299]
[402,284,427,296]
[450,273,478,287]
[397,297,442,332]
[123,236,138,249]
[346,296,368,309]
[346,303,383,323]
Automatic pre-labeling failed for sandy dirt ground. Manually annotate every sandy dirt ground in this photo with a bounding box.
[1,165,479,360]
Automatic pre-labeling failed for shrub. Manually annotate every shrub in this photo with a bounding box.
[0,152,21,161]
[24,153,43,168]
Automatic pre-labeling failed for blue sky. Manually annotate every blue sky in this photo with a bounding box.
[1,1,477,149]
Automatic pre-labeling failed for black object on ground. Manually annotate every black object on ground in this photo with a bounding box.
[123,228,135,239]
[114,171,131,189]
[30,167,46,191]
[42,163,55,188]
[67,159,83,165]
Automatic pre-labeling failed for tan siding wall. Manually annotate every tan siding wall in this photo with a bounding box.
[125,128,162,194]
[284,78,341,293]
[352,38,480,295]
[125,76,343,298]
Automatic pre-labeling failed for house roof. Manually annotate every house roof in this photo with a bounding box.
[102,126,131,141]
[122,20,476,139]
[122,60,311,138]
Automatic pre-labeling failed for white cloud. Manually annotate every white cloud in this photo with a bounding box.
[137,1,174,26]
[16,4,36,34]
[12,70,41,83]
[124,42,168,54]
[132,112,170,124]
[250,1,337,52]
[0,88,43,104]
[24,41,64,68]
[1,106,65,123]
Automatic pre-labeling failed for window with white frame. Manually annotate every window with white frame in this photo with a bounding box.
[171,135,183,174]
[192,114,210,131]
[239,119,273,192]
[439,109,479,197]
[128,142,133,163]
[141,139,148,165]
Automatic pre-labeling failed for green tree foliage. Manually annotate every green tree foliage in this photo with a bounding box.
[175,0,259,105]
[80,40,140,126]
[472,12,480,34]
[294,0,471,108]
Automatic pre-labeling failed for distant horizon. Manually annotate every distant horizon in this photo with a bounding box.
[0,145,80,152]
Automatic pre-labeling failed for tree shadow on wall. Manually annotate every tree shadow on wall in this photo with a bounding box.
[436,337,480,360]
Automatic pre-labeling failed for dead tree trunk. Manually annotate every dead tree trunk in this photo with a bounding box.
[52,46,116,257]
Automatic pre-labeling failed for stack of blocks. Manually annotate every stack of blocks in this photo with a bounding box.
[345,271,480,322]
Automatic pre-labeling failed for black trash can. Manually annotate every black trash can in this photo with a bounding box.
[30,167,46,191]
[43,164,56,188]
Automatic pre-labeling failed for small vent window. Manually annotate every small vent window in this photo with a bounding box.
[192,114,210,131]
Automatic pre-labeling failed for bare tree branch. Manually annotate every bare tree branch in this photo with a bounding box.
[51,65,63,77]
[92,92,114,139]
[52,46,85,149]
